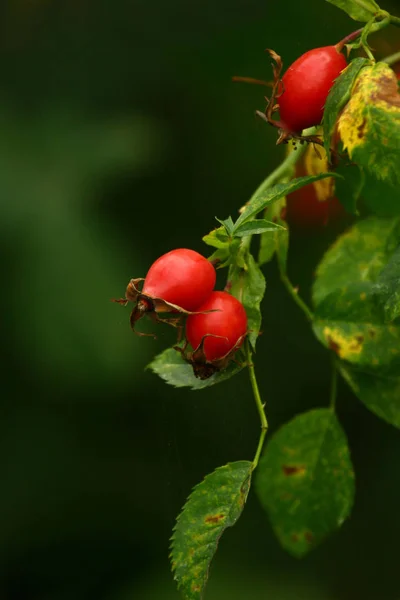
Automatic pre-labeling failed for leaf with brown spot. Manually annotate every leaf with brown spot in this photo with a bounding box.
[338,62,400,186]
[282,465,306,476]
[204,514,225,525]
[255,409,355,558]
[313,217,400,428]
[170,461,252,599]
[323,57,369,158]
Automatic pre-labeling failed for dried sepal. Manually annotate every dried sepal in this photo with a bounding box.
[112,278,218,337]
[175,333,247,380]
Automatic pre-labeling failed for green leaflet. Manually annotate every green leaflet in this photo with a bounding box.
[324,0,381,22]
[334,162,364,215]
[202,226,240,268]
[233,219,286,237]
[171,461,252,600]
[230,253,266,349]
[362,172,400,217]
[255,409,355,557]
[323,58,370,158]
[312,217,400,428]
[338,62,400,186]
[258,196,289,268]
[372,244,400,322]
[339,364,400,428]
[312,217,400,307]
[233,174,340,232]
[147,347,245,389]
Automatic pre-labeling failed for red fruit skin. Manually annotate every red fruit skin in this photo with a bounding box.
[142,249,216,311]
[279,46,347,132]
[186,291,247,362]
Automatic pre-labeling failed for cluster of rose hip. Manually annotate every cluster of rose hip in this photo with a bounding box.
[114,249,248,379]
[115,40,373,375]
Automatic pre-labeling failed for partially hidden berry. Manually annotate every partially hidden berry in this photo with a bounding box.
[183,291,248,378]
[286,139,346,230]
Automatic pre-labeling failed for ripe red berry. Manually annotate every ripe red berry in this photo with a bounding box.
[185,291,247,362]
[143,248,216,311]
[278,46,347,133]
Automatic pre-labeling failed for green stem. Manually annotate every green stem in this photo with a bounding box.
[368,15,392,36]
[245,136,311,208]
[330,356,338,411]
[335,28,363,52]
[382,50,400,66]
[390,15,400,27]
[245,339,268,469]
[277,254,314,323]
[231,130,315,278]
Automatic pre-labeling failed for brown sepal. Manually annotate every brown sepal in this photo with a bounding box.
[175,333,247,380]
[112,278,218,336]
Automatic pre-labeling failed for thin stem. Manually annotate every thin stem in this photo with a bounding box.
[245,339,268,469]
[245,134,312,209]
[330,356,338,410]
[232,76,273,87]
[382,50,400,66]
[277,254,314,323]
[335,28,363,52]
[234,131,315,271]
[368,15,392,36]
[390,15,400,27]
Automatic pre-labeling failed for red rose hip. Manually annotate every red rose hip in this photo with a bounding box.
[186,291,248,362]
[142,248,216,311]
[278,46,347,133]
[114,248,216,333]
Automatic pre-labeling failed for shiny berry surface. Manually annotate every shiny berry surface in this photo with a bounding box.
[279,46,347,132]
[186,291,247,362]
[143,249,216,311]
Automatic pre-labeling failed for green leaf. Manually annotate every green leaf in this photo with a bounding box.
[147,347,245,389]
[233,219,286,238]
[215,216,235,236]
[339,363,400,428]
[334,162,364,215]
[325,0,381,22]
[202,226,229,249]
[313,286,400,373]
[338,62,400,186]
[230,253,266,349]
[258,196,289,268]
[372,244,400,322]
[312,217,400,427]
[171,461,252,599]
[312,217,400,307]
[233,174,340,232]
[202,226,240,268]
[362,172,400,216]
[255,408,355,558]
[323,58,369,157]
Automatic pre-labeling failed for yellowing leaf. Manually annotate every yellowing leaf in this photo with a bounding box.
[338,62,400,185]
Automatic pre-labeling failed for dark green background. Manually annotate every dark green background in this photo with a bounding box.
[1,1,399,598]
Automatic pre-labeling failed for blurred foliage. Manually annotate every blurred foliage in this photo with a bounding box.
[1,0,400,599]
